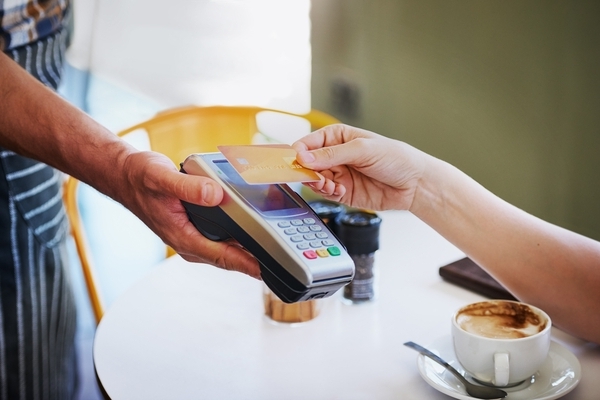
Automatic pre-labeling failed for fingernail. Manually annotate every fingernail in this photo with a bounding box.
[297,150,315,164]
[202,183,214,204]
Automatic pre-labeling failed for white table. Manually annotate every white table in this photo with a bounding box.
[93,211,599,399]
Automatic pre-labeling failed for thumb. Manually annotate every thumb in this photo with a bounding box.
[168,170,224,207]
[296,142,361,171]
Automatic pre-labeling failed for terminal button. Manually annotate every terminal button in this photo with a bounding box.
[316,249,329,258]
[327,246,341,256]
[303,250,318,259]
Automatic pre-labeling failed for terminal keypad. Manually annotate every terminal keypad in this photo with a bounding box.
[278,218,341,260]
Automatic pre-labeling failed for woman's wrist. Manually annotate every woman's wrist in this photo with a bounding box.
[408,154,450,218]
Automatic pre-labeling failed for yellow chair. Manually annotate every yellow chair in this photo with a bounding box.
[64,105,340,324]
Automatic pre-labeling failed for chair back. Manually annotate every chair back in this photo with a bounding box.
[118,105,340,165]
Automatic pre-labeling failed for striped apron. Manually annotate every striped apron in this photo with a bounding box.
[0,29,78,400]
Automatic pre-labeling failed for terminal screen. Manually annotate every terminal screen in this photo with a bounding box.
[214,160,300,212]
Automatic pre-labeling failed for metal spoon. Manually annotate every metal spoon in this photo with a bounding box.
[404,341,507,399]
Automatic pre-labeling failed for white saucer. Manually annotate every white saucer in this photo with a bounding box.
[416,335,581,400]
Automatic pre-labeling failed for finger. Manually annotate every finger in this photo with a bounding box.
[292,125,344,153]
[304,177,345,198]
[296,138,372,171]
[305,180,325,192]
[164,169,224,206]
[137,153,225,207]
[291,140,309,153]
[214,241,262,279]
[332,183,346,197]
[177,228,262,279]
[293,124,376,150]
[318,179,337,196]
[319,186,345,203]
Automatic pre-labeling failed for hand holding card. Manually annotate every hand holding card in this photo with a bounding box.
[218,144,321,185]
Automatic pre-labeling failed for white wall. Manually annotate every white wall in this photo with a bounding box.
[67,0,311,122]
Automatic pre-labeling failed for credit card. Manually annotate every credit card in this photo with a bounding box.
[217,144,321,185]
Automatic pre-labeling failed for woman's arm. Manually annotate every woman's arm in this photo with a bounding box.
[415,156,600,343]
[294,124,600,343]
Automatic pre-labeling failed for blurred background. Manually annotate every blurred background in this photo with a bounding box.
[59,1,600,398]
[311,0,600,242]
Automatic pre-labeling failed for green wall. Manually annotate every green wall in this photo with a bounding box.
[311,0,600,240]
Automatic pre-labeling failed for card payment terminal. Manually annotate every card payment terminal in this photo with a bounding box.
[180,153,355,303]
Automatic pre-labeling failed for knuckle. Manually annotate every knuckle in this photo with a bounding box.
[320,146,337,162]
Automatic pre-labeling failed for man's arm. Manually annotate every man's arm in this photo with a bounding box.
[0,53,261,278]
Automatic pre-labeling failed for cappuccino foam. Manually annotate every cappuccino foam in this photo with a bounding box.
[456,301,547,339]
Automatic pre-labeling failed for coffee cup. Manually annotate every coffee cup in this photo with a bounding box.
[451,300,551,387]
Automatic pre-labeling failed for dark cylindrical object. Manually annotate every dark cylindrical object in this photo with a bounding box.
[308,200,345,235]
[336,210,382,303]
